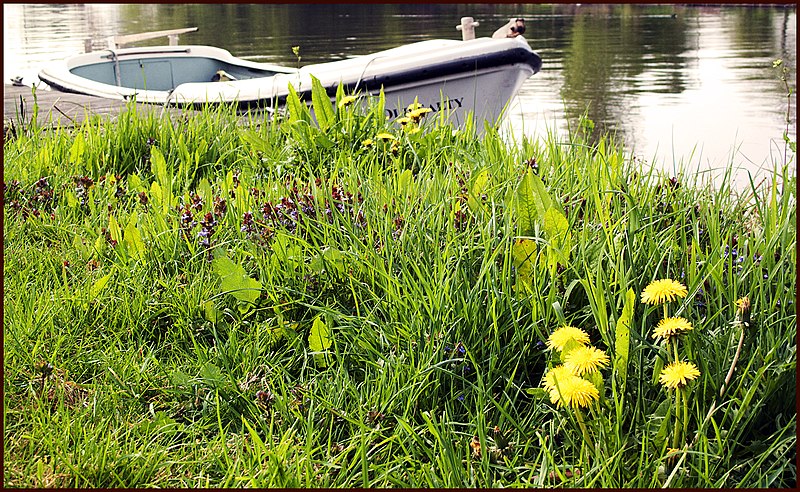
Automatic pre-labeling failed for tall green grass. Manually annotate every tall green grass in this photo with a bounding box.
[3,91,796,487]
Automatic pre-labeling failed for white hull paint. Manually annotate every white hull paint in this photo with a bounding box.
[39,36,541,125]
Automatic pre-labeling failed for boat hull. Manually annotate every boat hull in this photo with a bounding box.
[39,37,541,125]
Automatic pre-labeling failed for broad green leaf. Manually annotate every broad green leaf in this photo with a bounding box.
[653,399,672,447]
[512,238,537,288]
[511,239,537,266]
[398,169,414,197]
[308,315,332,368]
[149,181,163,209]
[212,255,262,306]
[334,82,345,111]
[543,207,572,268]
[123,214,145,260]
[128,174,143,192]
[314,132,335,149]
[198,179,213,209]
[652,354,665,386]
[614,288,635,393]
[93,234,106,255]
[202,299,220,323]
[310,248,345,276]
[375,89,386,127]
[89,273,112,299]
[467,168,490,213]
[199,362,224,385]
[516,169,539,236]
[69,132,85,163]
[108,215,123,245]
[150,147,169,190]
[286,83,310,123]
[73,235,90,261]
[528,170,553,215]
[525,387,549,400]
[586,369,606,403]
[272,233,301,271]
[557,338,584,364]
[310,75,335,131]
[66,191,78,208]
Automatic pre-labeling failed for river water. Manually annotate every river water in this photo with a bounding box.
[4,4,796,188]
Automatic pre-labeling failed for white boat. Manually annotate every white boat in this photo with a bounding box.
[38,19,542,125]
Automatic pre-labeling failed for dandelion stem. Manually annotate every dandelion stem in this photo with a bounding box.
[575,409,594,450]
[671,337,679,364]
[692,321,747,446]
[671,386,682,451]
[682,388,689,442]
[721,319,746,397]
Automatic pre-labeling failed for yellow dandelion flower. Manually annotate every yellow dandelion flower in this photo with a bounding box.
[548,376,599,409]
[361,139,374,148]
[546,325,590,351]
[405,126,421,135]
[338,95,358,109]
[542,365,579,392]
[406,100,423,112]
[659,361,701,390]
[652,317,693,340]
[407,107,433,121]
[641,279,688,305]
[564,346,610,375]
[735,296,750,315]
[396,116,413,126]
[376,132,396,141]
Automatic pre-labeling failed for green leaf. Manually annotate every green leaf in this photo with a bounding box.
[516,169,539,236]
[128,174,143,192]
[314,132,335,149]
[66,191,78,208]
[375,89,386,129]
[123,214,146,260]
[150,147,169,190]
[286,83,310,123]
[199,362,224,385]
[467,168,490,213]
[614,289,635,393]
[198,179,213,209]
[586,369,605,403]
[398,169,414,198]
[89,273,112,300]
[212,254,262,306]
[69,132,85,163]
[512,238,537,288]
[334,82,345,112]
[149,180,163,209]
[558,338,583,364]
[73,235,90,261]
[543,206,571,269]
[516,169,553,236]
[310,248,345,276]
[202,300,220,323]
[108,215,123,245]
[652,354,665,386]
[310,74,335,131]
[525,387,549,400]
[272,232,301,271]
[308,315,332,368]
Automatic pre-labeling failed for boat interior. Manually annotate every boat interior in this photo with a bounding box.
[69,52,294,91]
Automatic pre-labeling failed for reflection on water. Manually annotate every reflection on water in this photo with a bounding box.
[4,3,796,185]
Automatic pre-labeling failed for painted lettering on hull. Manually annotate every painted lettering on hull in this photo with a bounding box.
[385,97,465,119]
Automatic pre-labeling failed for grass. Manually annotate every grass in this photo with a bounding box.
[3,91,796,487]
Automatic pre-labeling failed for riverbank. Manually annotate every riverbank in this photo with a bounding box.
[3,97,796,487]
